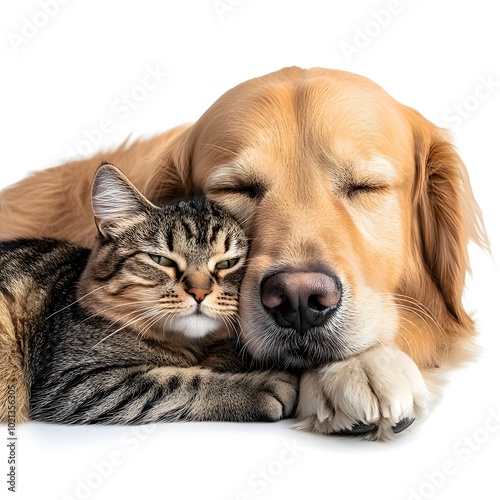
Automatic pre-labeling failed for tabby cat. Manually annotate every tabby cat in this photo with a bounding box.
[0,164,297,424]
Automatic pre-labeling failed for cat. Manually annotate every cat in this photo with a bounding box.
[0,164,297,425]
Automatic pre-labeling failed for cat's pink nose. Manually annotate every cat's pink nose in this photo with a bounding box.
[184,272,213,304]
[187,287,211,303]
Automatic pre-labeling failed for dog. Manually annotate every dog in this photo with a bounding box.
[0,67,487,439]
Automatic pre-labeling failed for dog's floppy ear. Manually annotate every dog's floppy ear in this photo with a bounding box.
[409,110,488,325]
[144,126,195,203]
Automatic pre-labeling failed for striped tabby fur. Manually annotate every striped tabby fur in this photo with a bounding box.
[0,165,297,424]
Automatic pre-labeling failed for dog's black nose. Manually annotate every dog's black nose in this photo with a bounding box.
[260,271,341,335]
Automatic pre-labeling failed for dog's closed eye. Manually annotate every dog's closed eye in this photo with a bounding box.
[215,183,266,200]
[346,183,386,199]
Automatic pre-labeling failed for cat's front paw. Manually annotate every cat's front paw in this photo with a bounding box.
[295,346,430,440]
[252,371,299,421]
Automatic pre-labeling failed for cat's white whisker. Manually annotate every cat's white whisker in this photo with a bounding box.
[75,299,167,327]
[85,308,160,355]
[45,284,109,320]
[137,310,166,340]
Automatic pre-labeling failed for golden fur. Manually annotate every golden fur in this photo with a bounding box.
[0,296,29,423]
[0,67,487,433]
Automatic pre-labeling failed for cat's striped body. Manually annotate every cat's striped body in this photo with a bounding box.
[0,165,297,424]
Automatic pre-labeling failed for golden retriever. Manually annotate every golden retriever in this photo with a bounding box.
[0,67,487,439]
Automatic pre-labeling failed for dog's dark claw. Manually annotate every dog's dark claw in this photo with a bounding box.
[337,422,378,435]
[392,417,415,434]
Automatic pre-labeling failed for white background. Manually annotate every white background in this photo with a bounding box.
[1,1,499,499]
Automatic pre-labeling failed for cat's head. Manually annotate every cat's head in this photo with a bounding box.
[79,163,248,341]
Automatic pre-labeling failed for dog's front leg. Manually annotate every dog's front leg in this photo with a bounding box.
[295,345,431,440]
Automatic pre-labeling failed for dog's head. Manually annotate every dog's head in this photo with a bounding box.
[147,67,487,370]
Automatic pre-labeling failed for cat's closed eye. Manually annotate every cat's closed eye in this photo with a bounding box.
[149,254,177,267]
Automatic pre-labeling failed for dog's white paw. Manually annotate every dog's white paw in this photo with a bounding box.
[295,346,431,440]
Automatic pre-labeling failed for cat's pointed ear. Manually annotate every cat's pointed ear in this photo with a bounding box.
[92,163,157,238]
